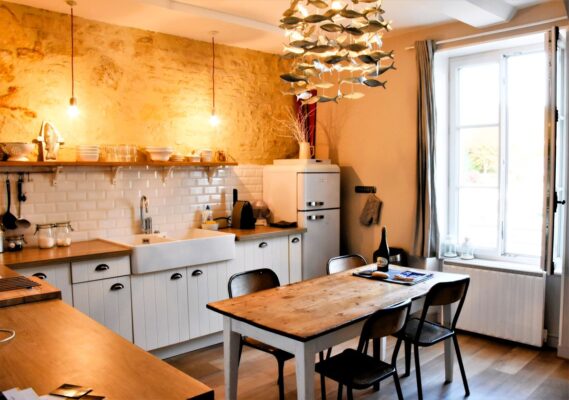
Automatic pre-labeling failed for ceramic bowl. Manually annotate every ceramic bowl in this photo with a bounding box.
[1,143,35,161]
[146,147,174,162]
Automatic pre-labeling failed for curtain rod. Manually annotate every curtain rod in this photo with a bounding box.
[404,16,567,50]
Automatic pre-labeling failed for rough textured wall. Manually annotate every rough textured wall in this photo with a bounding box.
[0,2,297,163]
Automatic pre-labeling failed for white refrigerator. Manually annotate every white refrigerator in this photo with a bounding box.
[263,159,340,280]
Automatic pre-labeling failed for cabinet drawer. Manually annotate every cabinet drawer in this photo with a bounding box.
[241,237,289,285]
[73,276,133,342]
[71,255,130,283]
[16,263,73,305]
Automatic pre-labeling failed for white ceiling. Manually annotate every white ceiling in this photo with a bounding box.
[5,0,555,53]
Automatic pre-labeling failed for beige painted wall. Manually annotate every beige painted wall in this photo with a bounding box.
[316,1,569,260]
[0,1,297,163]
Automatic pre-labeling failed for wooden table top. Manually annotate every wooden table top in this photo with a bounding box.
[220,226,306,241]
[207,266,469,342]
[0,276,61,308]
[1,239,131,269]
[0,300,213,400]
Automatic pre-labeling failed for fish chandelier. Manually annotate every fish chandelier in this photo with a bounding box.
[279,0,395,104]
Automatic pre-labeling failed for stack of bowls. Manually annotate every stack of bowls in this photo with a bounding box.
[145,146,174,161]
[76,145,100,162]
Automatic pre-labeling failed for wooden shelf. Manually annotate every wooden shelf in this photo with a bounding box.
[0,160,237,168]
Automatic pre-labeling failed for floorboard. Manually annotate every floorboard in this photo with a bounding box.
[166,333,569,399]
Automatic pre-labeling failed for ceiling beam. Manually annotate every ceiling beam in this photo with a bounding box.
[137,0,281,34]
[443,0,517,28]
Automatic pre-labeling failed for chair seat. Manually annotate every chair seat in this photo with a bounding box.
[315,349,395,389]
[400,318,454,345]
[243,337,294,361]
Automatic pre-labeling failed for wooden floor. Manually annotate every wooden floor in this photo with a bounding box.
[166,333,569,400]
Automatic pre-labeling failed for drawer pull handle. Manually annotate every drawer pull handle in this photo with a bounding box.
[192,270,203,277]
[95,264,110,272]
[308,215,324,221]
[171,272,183,280]
[291,237,300,244]
[259,242,268,248]
[307,201,324,207]
[110,283,124,291]
[33,272,47,280]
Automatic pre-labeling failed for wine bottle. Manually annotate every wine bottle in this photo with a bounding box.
[372,227,390,272]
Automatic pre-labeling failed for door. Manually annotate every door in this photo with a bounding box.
[73,276,133,341]
[17,263,73,305]
[289,234,303,283]
[131,268,190,351]
[298,209,340,280]
[187,262,228,339]
[297,173,340,211]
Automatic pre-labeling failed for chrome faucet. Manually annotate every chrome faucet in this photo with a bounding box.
[140,195,152,234]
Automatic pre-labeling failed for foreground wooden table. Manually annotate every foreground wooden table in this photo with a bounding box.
[208,266,468,400]
[0,300,213,400]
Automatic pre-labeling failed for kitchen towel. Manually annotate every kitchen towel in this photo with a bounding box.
[359,194,382,226]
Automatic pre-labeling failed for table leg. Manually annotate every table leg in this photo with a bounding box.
[295,341,316,400]
[224,317,241,400]
[443,304,454,382]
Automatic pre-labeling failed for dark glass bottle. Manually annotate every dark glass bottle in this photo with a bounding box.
[373,227,390,272]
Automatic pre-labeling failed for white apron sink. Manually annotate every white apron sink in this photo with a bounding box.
[103,230,235,274]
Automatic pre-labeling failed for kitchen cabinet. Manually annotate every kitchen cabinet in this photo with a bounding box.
[187,262,228,339]
[131,268,190,351]
[16,263,73,305]
[289,234,302,283]
[72,276,133,341]
[237,236,290,285]
[71,255,130,283]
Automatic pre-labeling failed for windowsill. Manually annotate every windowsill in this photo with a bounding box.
[442,257,545,277]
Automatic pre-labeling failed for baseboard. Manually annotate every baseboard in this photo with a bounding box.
[150,332,223,359]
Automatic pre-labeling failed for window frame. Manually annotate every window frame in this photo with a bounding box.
[448,43,546,264]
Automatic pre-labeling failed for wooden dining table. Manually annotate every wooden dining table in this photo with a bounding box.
[207,265,469,400]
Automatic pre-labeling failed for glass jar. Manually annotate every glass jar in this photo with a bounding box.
[36,223,56,249]
[55,222,74,247]
[5,235,25,252]
[460,237,474,260]
[442,235,458,258]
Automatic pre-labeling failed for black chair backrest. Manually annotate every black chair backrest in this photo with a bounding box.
[228,268,280,298]
[417,277,470,336]
[357,299,412,354]
[327,254,368,275]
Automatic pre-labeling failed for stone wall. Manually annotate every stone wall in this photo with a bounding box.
[0,1,297,163]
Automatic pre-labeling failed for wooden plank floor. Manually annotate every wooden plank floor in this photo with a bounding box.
[166,333,569,399]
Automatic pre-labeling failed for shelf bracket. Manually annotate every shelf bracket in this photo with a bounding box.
[51,166,63,186]
[111,166,122,185]
[162,166,175,183]
[206,167,217,184]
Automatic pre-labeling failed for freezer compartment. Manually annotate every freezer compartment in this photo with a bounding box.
[298,209,340,280]
[297,173,340,211]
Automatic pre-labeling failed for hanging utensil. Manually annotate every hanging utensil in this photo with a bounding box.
[16,174,30,229]
[2,178,18,230]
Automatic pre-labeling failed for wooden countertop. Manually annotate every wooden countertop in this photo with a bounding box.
[220,225,306,241]
[208,266,469,342]
[0,300,213,399]
[2,239,131,269]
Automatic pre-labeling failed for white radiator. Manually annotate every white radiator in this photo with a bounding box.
[442,260,546,347]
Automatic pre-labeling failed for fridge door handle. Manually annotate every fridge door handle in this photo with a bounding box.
[306,201,325,207]
[307,215,325,221]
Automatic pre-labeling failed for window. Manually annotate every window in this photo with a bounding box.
[448,44,547,261]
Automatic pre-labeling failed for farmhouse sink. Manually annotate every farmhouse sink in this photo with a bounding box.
[103,230,235,275]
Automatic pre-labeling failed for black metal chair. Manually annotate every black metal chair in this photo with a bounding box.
[396,277,471,400]
[227,268,293,400]
[327,254,368,275]
[316,299,412,400]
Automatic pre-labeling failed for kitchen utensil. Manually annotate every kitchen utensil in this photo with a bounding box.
[2,179,17,230]
[231,190,255,229]
[15,175,30,229]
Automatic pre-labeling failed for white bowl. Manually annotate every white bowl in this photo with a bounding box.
[147,151,173,161]
[1,143,35,161]
[77,154,99,162]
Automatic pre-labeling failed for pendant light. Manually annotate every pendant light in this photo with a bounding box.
[66,0,78,118]
[209,31,220,127]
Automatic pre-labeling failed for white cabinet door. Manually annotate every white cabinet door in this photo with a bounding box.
[71,255,130,283]
[16,263,73,305]
[239,237,289,285]
[72,276,133,341]
[187,262,229,339]
[131,268,190,351]
[297,172,340,211]
[288,234,303,283]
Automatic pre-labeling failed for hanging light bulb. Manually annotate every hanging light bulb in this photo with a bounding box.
[66,0,78,118]
[209,31,220,127]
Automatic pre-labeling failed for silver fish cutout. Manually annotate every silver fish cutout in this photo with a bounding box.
[342,43,369,52]
[307,0,328,9]
[367,62,396,77]
[370,50,394,60]
[362,79,386,88]
[290,40,316,49]
[304,14,334,23]
[321,23,344,33]
[280,73,309,83]
[324,55,348,64]
[280,16,303,25]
